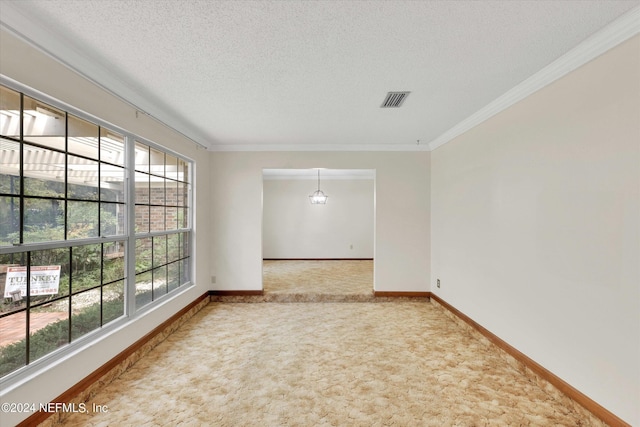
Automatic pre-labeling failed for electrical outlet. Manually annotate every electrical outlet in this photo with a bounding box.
[437,279,440,288]
[350,244,353,250]
[211,276,216,284]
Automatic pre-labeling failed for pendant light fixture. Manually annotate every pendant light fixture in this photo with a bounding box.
[309,169,328,204]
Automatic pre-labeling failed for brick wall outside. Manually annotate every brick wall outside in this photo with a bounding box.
[135,185,187,232]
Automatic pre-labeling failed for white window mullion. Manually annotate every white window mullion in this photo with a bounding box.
[188,166,194,284]
[125,134,136,317]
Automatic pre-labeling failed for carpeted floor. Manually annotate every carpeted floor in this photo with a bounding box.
[263,260,373,295]
[56,261,601,426]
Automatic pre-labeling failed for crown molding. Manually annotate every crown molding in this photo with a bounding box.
[207,143,431,152]
[0,2,211,150]
[427,6,640,151]
[263,169,376,180]
[2,2,637,154]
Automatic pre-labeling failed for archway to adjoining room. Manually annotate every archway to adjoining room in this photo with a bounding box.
[261,169,375,298]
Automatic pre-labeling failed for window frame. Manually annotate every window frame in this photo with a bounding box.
[0,77,194,386]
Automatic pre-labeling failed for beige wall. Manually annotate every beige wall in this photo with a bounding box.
[0,30,212,426]
[210,151,430,292]
[431,35,640,425]
[263,178,374,259]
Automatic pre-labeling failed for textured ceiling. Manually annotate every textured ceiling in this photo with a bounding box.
[1,1,638,151]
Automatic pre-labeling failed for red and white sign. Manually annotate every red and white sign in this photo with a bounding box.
[4,266,61,298]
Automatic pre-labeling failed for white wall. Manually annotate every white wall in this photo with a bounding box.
[0,30,211,426]
[263,177,374,259]
[210,151,430,292]
[431,35,640,425]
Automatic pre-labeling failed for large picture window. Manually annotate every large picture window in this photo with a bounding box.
[0,83,193,379]
[134,141,191,309]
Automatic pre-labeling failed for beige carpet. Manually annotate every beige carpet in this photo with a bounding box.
[54,261,601,426]
[212,260,379,303]
[264,260,373,295]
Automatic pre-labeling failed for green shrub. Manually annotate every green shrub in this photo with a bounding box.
[0,293,135,377]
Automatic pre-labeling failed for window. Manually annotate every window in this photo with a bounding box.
[0,83,193,380]
[134,142,191,309]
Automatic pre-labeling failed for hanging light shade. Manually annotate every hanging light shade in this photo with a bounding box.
[309,169,328,204]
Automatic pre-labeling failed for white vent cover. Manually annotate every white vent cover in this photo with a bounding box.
[381,91,410,108]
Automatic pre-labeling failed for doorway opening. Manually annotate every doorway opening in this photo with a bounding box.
[261,168,375,299]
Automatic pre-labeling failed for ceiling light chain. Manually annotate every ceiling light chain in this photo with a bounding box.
[309,169,328,204]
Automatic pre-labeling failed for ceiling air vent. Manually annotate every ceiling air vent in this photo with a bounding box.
[381,91,410,108]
